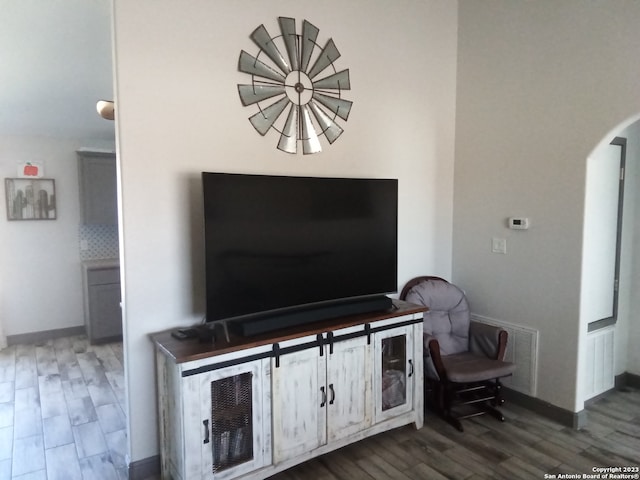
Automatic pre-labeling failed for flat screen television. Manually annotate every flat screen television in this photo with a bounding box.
[202,172,398,336]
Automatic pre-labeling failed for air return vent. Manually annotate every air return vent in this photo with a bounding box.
[471,314,539,396]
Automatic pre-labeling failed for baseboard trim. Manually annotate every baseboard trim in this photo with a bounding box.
[584,388,614,407]
[7,326,86,346]
[129,455,160,480]
[503,387,586,429]
[615,371,640,389]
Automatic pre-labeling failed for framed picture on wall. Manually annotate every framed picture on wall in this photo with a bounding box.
[5,178,57,221]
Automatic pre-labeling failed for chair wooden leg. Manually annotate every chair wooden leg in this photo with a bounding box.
[447,414,464,432]
[443,383,465,431]
[425,381,464,431]
[487,378,506,421]
[486,405,505,422]
[438,378,511,431]
[424,378,436,408]
[431,381,445,412]
[490,378,505,407]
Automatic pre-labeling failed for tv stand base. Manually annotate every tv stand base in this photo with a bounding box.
[151,300,426,480]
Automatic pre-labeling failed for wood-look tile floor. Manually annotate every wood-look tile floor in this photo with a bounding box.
[0,335,127,480]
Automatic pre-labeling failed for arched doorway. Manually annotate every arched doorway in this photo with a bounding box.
[579,114,640,407]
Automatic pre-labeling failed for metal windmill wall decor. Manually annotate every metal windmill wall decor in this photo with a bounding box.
[237,17,352,155]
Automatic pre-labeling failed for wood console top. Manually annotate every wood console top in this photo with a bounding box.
[151,299,427,364]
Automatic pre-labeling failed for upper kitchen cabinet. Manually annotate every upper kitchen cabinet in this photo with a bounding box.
[78,150,117,225]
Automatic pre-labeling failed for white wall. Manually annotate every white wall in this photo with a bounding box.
[633,165,640,374]
[0,0,114,337]
[112,0,458,462]
[0,136,110,336]
[454,0,640,412]
[616,120,640,376]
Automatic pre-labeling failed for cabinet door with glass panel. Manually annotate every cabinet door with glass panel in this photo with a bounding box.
[374,325,415,422]
[198,359,271,480]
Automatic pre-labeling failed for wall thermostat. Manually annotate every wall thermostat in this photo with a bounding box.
[508,217,530,230]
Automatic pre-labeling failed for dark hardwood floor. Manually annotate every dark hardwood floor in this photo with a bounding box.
[141,386,640,479]
[264,387,640,480]
[4,335,636,479]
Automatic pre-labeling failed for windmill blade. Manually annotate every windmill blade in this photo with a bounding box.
[307,39,340,80]
[278,105,298,154]
[278,17,299,71]
[250,24,290,74]
[308,101,343,144]
[238,85,285,106]
[238,51,285,83]
[301,105,322,154]
[300,20,319,72]
[312,92,353,121]
[249,96,290,136]
[313,69,350,91]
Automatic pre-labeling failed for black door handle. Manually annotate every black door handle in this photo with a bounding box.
[203,419,210,444]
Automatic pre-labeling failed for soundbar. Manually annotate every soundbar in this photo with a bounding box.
[230,296,393,337]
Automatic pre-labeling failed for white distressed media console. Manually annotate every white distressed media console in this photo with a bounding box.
[151,299,426,480]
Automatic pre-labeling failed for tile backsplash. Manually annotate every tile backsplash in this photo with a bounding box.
[79,224,119,260]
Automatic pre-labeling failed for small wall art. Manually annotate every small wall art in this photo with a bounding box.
[17,162,44,178]
[5,178,56,221]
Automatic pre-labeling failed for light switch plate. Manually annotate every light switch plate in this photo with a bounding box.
[492,237,507,254]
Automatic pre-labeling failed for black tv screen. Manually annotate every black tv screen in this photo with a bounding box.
[202,172,398,334]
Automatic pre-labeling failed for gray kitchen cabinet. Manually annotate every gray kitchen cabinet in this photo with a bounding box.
[82,260,122,344]
[78,151,117,225]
